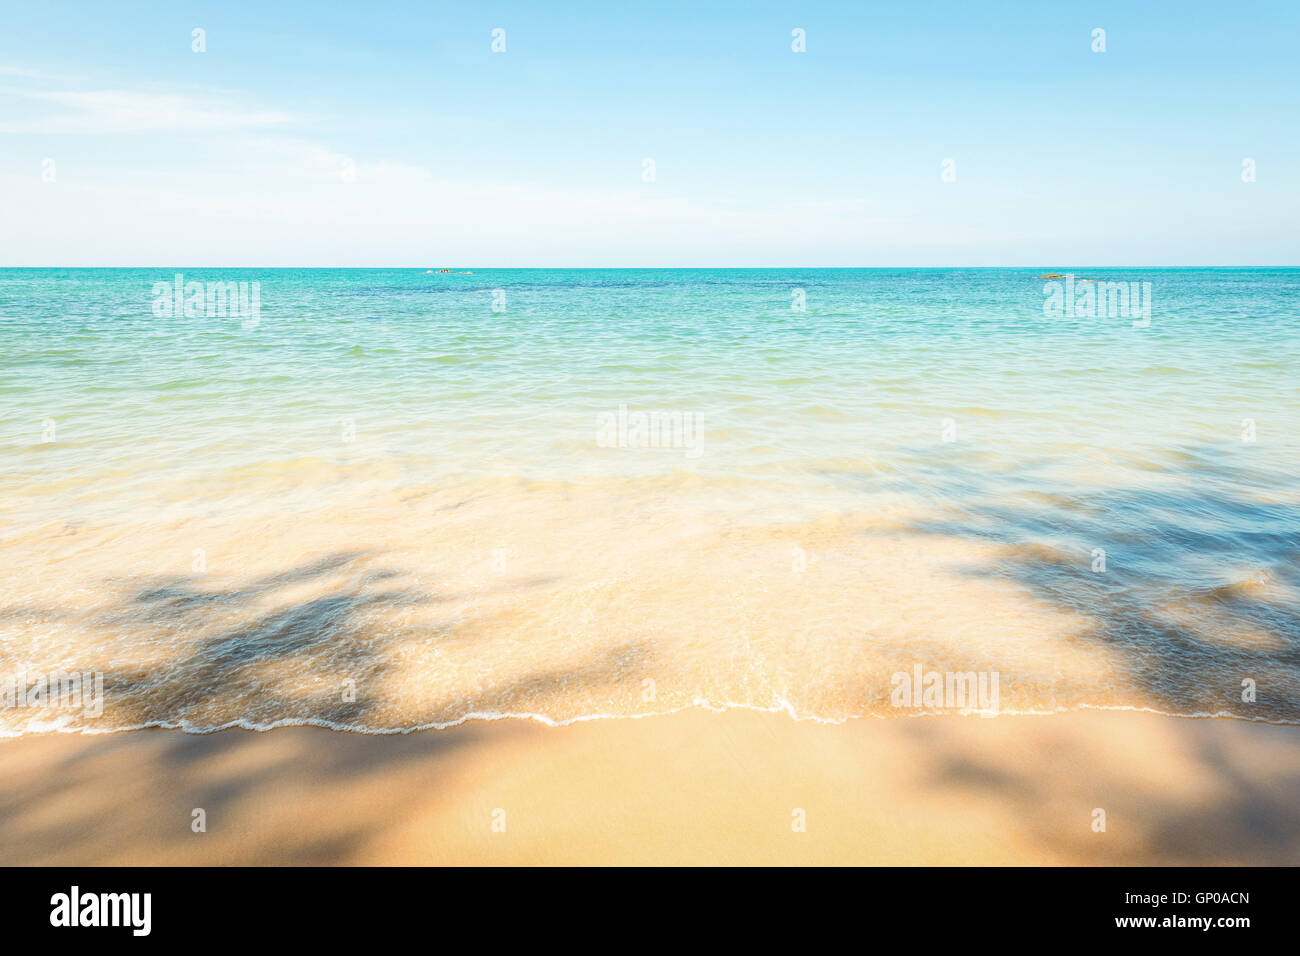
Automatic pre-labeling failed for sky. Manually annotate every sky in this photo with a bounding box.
[1,0,1297,266]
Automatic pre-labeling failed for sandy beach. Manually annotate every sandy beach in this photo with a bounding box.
[3,271,1297,868]
[3,709,1298,866]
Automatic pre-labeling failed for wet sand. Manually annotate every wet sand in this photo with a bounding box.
[2,708,1298,865]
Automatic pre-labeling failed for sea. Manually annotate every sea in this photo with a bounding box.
[1,267,1296,733]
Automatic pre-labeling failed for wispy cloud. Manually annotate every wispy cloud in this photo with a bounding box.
[0,65,60,79]
[0,84,295,134]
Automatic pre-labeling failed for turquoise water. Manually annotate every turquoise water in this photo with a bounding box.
[4,267,1297,486]
[1,268,1298,731]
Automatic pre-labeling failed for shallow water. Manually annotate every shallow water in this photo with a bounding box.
[1,268,1297,733]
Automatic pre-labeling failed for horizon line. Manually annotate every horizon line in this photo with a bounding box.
[4,265,1298,271]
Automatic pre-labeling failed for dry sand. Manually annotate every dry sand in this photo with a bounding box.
[2,708,1298,865]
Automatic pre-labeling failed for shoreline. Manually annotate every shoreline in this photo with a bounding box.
[9,698,1300,739]
[4,708,1299,865]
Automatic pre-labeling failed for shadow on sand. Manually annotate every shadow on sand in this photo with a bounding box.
[1,442,1298,863]
[878,442,1300,862]
[0,549,651,864]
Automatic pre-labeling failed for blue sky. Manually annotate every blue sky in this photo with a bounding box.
[2,0,1297,265]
